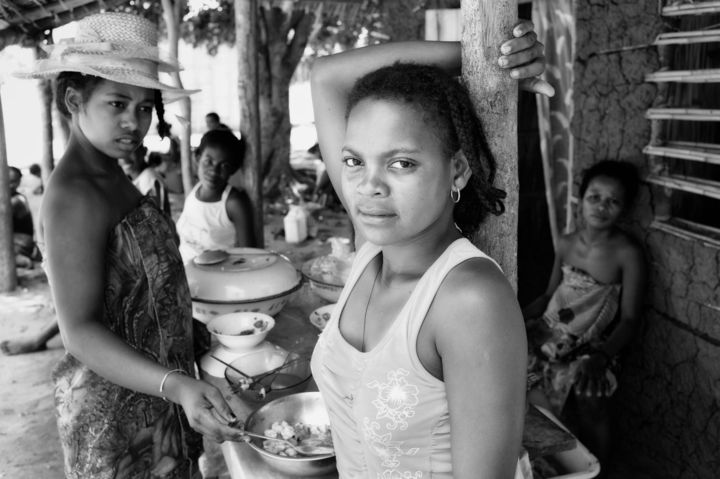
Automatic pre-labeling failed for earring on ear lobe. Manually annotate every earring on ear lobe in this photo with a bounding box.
[450,186,461,204]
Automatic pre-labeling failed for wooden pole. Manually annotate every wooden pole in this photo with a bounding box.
[0,88,18,292]
[236,0,264,247]
[37,41,55,183]
[162,0,193,197]
[461,0,519,288]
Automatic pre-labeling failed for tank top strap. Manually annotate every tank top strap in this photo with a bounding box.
[333,241,382,309]
[220,184,233,202]
[403,238,502,333]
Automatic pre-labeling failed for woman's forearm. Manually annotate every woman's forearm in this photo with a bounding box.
[312,41,461,90]
[61,321,183,400]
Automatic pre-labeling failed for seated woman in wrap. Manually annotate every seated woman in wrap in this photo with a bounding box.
[522,160,646,463]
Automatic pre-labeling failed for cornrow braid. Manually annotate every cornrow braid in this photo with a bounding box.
[154,90,170,139]
[346,62,506,236]
[442,79,506,234]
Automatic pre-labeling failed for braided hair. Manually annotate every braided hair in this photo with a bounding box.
[346,63,506,235]
[55,72,169,139]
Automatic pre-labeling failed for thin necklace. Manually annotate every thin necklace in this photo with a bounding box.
[361,265,382,352]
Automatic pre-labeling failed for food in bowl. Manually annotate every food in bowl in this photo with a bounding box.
[207,312,275,351]
[244,392,336,476]
[262,420,333,457]
[304,254,353,286]
[309,304,336,331]
[225,350,312,403]
[302,254,354,303]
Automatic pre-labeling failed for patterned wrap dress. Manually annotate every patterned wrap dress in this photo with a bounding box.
[50,197,203,478]
[527,263,621,414]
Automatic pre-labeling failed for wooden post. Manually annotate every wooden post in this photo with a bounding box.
[39,78,54,180]
[37,39,55,183]
[0,89,18,292]
[461,0,519,288]
[161,0,194,197]
[236,0,264,247]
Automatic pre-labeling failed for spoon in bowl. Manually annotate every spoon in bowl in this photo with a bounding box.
[240,431,334,456]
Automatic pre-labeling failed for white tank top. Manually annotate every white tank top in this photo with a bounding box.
[312,238,524,478]
[176,183,235,263]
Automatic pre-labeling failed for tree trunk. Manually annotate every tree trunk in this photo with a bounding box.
[0,92,18,292]
[235,0,264,247]
[161,0,194,197]
[461,0,518,288]
[254,2,315,199]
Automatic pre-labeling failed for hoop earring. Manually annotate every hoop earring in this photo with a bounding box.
[450,187,461,204]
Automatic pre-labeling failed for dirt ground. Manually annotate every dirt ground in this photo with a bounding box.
[0,269,64,478]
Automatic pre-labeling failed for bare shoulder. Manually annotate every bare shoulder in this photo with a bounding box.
[42,172,113,235]
[556,231,577,255]
[225,187,253,219]
[226,186,252,207]
[614,230,645,266]
[433,257,523,335]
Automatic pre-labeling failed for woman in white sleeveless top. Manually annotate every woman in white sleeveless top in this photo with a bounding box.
[310,24,552,478]
[176,130,255,263]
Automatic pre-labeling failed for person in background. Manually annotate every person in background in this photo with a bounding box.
[119,144,171,215]
[523,160,646,467]
[307,21,551,478]
[9,12,244,476]
[204,111,231,132]
[28,163,44,195]
[8,166,41,269]
[176,129,256,263]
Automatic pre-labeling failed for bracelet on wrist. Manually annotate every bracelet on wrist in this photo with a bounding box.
[159,368,186,401]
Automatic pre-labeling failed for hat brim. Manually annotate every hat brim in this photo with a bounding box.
[14,63,199,103]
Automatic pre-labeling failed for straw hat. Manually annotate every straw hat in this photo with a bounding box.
[14,12,198,101]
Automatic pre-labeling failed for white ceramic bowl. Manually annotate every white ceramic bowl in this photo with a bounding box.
[309,304,336,331]
[244,392,335,476]
[206,312,275,351]
[185,248,302,322]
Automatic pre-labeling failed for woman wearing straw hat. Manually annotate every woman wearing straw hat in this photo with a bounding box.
[14,12,244,478]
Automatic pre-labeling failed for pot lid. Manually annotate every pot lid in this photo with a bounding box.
[186,247,302,303]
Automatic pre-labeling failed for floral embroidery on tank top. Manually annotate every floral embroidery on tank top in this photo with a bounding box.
[364,369,422,477]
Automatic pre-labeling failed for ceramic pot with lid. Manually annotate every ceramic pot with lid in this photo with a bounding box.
[185,248,302,322]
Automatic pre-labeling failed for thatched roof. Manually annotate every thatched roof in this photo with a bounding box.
[0,0,133,50]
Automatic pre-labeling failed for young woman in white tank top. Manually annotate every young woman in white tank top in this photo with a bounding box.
[309,24,553,479]
[176,130,255,263]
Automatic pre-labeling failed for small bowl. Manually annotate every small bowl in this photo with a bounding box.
[306,278,343,303]
[225,350,312,403]
[244,392,336,476]
[206,312,275,351]
[301,255,350,303]
[309,304,336,331]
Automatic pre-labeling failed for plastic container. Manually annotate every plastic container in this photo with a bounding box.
[284,205,308,243]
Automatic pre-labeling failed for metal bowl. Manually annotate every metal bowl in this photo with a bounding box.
[185,248,302,322]
[244,392,336,476]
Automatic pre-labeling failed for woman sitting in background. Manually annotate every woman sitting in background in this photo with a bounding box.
[523,160,647,465]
